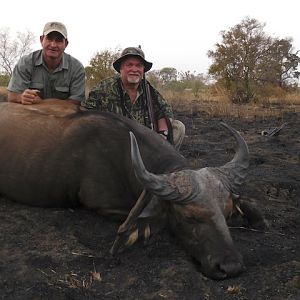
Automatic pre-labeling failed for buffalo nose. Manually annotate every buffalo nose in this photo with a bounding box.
[219,260,245,278]
[206,253,245,279]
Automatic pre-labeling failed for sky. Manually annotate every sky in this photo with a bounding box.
[1,0,299,75]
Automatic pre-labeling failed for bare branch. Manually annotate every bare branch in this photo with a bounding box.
[0,27,35,77]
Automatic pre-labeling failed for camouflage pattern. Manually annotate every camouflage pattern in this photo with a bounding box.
[81,75,174,128]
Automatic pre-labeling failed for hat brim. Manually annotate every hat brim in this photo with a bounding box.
[43,30,67,39]
[113,54,152,73]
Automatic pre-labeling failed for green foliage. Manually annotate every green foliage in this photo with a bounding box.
[208,17,300,103]
[178,71,207,97]
[159,67,177,84]
[85,49,121,91]
[146,70,161,89]
[0,74,10,86]
[157,69,207,98]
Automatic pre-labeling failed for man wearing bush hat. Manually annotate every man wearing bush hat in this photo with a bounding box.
[82,46,185,149]
[8,21,85,105]
[112,47,153,73]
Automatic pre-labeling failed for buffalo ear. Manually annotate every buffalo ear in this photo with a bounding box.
[138,195,162,218]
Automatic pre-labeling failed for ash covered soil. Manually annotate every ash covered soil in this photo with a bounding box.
[0,105,299,300]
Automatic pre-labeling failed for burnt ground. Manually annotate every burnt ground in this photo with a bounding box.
[0,104,299,300]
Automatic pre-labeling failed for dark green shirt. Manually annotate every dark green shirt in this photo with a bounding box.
[81,75,173,127]
[8,50,85,101]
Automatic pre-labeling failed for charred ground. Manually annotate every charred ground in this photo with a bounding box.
[0,105,299,299]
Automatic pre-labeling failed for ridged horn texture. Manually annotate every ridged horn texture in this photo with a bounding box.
[209,122,249,193]
[130,132,175,196]
[130,132,198,202]
[130,122,249,202]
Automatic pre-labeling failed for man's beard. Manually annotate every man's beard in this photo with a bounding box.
[127,75,141,84]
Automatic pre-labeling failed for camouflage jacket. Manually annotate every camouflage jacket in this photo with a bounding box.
[81,75,173,128]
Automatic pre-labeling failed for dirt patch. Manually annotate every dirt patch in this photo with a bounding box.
[0,105,299,299]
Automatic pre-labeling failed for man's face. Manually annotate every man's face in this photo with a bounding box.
[40,31,68,60]
[120,57,145,85]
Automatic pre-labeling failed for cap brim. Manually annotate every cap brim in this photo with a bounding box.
[43,30,67,39]
[113,55,152,73]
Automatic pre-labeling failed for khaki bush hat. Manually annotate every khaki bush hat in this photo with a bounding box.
[113,47,153,73]
[43,22,68,39]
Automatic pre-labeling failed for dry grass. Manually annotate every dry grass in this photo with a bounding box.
[261,92,300,106]
[37,255,102,292]
[165,89,300,120]
[1,85,299,120]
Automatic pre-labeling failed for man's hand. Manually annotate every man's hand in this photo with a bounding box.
[21,89,42,105]
[158,130,168,140]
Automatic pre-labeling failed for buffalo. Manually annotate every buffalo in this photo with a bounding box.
[0,100,264,279]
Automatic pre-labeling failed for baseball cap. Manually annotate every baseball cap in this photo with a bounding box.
[43,22,68,39]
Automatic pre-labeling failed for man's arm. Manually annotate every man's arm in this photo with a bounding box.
[8,89,42,105]
[148,85,173,134]
[7,91,22,103]
[8,90,79,106]
[68,60,86,104]
[157,118,169,132]
[81,77,113,110]
[81,94,98,109]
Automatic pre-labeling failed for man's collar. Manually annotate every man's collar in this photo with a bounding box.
[35,50,68,71]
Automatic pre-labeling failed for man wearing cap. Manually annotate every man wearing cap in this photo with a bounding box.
[7,22,85,105]
[81,47,185,149]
